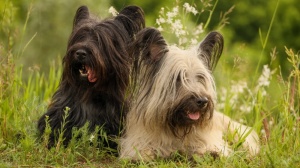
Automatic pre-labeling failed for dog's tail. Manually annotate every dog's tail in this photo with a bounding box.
[115,6,145,38]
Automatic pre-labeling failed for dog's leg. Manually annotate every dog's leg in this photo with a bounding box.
[198,129,232,156]
[121,147,156,161]
[120,133,158,161]
[213,111,260,155]
[190,123,232,156]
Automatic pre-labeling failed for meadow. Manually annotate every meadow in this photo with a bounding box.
[0,0,299,167]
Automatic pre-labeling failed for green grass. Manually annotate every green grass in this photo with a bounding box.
[1,1,300,167]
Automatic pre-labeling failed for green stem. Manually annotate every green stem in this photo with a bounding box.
[254,0,280,81]
[204,0,218,30]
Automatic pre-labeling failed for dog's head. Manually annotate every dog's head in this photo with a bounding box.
[130,28,223,137]
[62,6,144,93]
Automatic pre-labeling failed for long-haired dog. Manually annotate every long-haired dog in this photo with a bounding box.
[120,28,260,160]
[37,5,145,149]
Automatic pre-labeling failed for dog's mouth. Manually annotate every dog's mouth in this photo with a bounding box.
[186,98,209,121]
[187,111,200,120]
[78,64,97,83]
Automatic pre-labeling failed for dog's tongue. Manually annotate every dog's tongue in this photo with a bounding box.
[86,66,97,83]
[188,112,200,120]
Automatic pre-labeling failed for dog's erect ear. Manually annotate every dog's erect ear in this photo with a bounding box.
[130,28,168,62]
[130,28,168,92]
[73,6,89,27]
[198,31,224,71]
[115,6,145,38]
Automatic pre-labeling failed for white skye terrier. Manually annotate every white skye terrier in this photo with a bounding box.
[120,28,260,161]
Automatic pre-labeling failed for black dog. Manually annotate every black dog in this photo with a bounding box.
[38,5,144,149]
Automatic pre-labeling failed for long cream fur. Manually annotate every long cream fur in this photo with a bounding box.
[120,29,260,161]
[120,111,259,160]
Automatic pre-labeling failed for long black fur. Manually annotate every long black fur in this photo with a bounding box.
[37,5,144,149]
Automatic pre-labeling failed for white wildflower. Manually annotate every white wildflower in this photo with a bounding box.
[89,134,95,142]
[156,18,161,25]
[173,19,183,29]
[157,25,164,31]
[240,104,252,113]
[159,17,166,23]
[231,81,247,94]
[179,37,188,46]
[261,89,267,96]
[159,7,165,15]
[261,129,266,136]
[229,94,238,108]
[258,65,271,87]
[166,14,173,24]
[166,10,176,18]
[217,87,228,110]
[166,6,179,24]
[176,29,186,37]
[108,6,118,16]
[201,0,213,8]
[183,3,190,10]
[194,23,204,35]
[156,17,166,25]
[269,120,274,126]
[190,38,198,45]
[220,87,228,102]
[172,6,179,14]
[171,19,186,37]
[183,3,198,15]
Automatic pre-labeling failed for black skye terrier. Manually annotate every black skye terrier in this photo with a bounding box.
[37,5,144,149]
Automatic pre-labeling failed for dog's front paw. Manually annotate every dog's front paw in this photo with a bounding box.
[120,148,156,161]
[244,130,260,155]
[138,148,156,161]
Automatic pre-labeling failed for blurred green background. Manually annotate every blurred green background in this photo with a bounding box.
[1,0,299,78]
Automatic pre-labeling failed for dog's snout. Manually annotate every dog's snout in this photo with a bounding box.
[196,97,208,108]
[75,49,87,60]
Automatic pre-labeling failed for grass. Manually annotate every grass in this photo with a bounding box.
[1,1,300,167]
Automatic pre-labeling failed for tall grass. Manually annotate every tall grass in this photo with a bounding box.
[0,0,299,167]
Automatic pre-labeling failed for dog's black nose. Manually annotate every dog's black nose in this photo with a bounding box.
[196,97,208,108]
[75,49,87,60]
